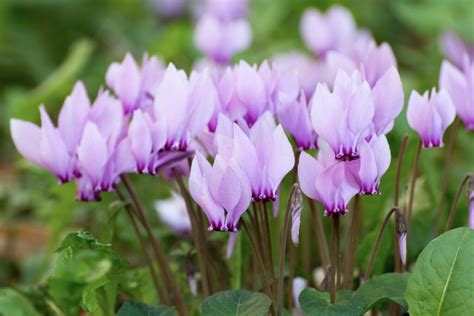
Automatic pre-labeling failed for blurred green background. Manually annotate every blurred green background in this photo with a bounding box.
[0,0,473,314]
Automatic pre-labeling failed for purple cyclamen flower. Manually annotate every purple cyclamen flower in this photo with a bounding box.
[153,64,217,151]
[440,31,474,70]
[204,0,248,22]
[349,135,391,195]
[152,0,187,18]
[128,110,167,173]
[298,141,359,215]
[106,53,164,114]
[311,70,374,161]
[218,112,295,202]
[300,5,356,58]
[276,73,317,150]
[399,232,407,266]
[440,56,474,131]
[194,14,252,65]
[155,192,192,235]
[226,61,276,126]
[189,151,251,232]
[407,88,456,148]
[10,81,90,183]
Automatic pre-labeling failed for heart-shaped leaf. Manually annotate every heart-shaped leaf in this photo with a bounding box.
[201,289,272,316]
[117,300,177,316]
[405,227,474,316]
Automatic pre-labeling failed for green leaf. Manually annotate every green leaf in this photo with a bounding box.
[48,231,127,315]
[200,289,272,316]
[117,300,177,316]
[352,273,409,310]
[299,273,408,315]
[405,227,474,316]
[0,288,41,316]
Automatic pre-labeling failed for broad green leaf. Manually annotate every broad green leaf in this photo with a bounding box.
[200,289,272,316]
[352,273,408,310]
[299,273,408,315]
[0,288,41,316]
[405,228,474,316]
[117,300,177,316]
[298,288,356,316]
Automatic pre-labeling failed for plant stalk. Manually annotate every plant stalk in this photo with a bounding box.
[405,139,422,228]
[330,214,340,304]
[308,199,330,268]
[115,188,167,304]
[445,174,473,231]
[342,195,361,289]
[120,175,187,315]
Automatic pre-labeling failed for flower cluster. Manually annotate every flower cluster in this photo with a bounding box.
[10,4,472,230]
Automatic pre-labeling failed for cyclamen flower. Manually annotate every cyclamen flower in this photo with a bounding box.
[76,91,135,200]
[217,112,295,202]
[349,135,391,195]
[153,64,217,151]
[298,141,359,215]
[276,73,317,150]
[300,5,357,57]
[204,0,248,21]
[439,57,474,131]
[226,61,277,126]
[311,70,374,161]
[189,152,251,232]
[440,31,474,70]
[106,53,164,114]
[407,89,456,148]
[10,82,90,183]
[194,14,252,64]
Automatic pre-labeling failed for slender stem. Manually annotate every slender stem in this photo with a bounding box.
[365,207,406,279]
[445,174,473,231]
[394,135,409,207]
[342,195,361,289]
[308,199,330,268]
[172,169,212,296]
[277,184,298,315]
[435,119,460,234]
[393,135,408,276]
[330,215,340,304]
[242,219,273,298]
[406,139,422,227]
[115,189,167,304]
[120,175,187,315]
[262,202,276,296]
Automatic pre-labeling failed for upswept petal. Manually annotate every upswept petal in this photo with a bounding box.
[10,119,43,167]
[372,67,404,135]
[297,151,322,200]
[267,125,295,193]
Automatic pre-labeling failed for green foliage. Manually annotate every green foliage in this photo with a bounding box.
[200,289,272,316]
[47,231,127,315]
[299,273,409,315]
[0,288,41,316]
[117,300,177,316]
[405,228,474,316]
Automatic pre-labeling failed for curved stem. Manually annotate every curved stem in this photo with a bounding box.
[120,175,187,315]
[308,199,330,268]
[330,214,340,304]
[365,207,406,279]
[435,119,460,234]
[115,188,167,304]
[394,135,409,207]
[173,169,211,296]
[343,195,361,289]
[242,219,272,298]
[277,184,299,315]
[406,139,422,227]
[445,174,473,231]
